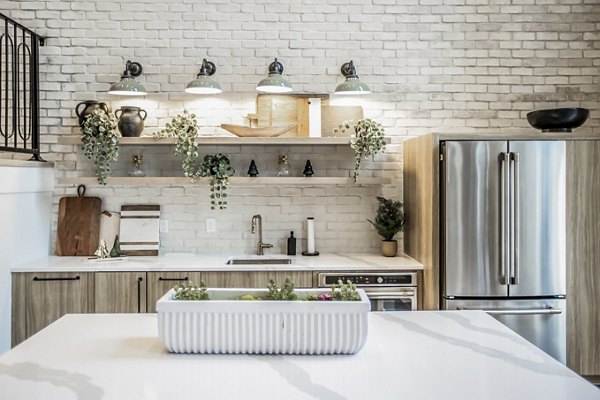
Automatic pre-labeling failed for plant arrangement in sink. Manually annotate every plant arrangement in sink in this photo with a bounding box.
[368,196,406,257]
[155,110,235,210]
[334,118,386,183]
[80,109,120,185]
[157,277,370,354]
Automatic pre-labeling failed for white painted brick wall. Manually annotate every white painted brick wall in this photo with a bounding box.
[2,0,599,255]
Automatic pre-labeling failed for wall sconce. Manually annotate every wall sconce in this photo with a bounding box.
[108,60,147,96]
[256,58,293,93]
[185,59,222,94]
[334,60,370,95]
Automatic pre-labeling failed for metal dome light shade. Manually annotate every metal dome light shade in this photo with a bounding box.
[185,59,222,94]
[108,60,147,96]
[335,61,371,95]
[256,58,293,93]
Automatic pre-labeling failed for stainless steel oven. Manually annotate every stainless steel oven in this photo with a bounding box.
[317,272,418,311]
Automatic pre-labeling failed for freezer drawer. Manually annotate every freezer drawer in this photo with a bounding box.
[445,298,566,364]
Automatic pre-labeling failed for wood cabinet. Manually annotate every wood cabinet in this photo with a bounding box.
[566,140,600,376]
[146,272,203,313]
[11,272,93,346]
[94,272,147,313]
[403,133,600,376]
[201,271,313,289]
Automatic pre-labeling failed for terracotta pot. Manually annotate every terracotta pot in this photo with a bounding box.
[381,240,397,257]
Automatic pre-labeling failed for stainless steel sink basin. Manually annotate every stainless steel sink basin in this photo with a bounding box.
[226,258,292,265]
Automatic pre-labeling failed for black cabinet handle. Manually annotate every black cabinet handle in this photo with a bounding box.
[158,277,189,282]
[137,277,143,313]
[33,276,80,282]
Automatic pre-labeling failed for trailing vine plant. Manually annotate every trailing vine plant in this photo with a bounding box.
[335,118,386,183]
[81,109,120,185]
[155,111,235,210]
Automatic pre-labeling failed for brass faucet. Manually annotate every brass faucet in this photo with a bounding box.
[251,214,273,256]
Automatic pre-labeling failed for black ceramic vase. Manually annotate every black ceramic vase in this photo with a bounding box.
[75,101,110,127]
[115,106,147,137]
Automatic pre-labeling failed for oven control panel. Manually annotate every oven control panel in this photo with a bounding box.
[318,272,416,287]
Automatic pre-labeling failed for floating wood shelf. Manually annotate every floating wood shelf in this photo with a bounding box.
[57,136,359,146]
[56,176,391,186]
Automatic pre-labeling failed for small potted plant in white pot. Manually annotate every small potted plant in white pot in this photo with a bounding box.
[368,196,406,257]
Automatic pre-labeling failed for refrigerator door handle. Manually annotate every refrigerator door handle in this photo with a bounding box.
[511,152,520,285]
[456,306,562,315]
[500,152,510,285]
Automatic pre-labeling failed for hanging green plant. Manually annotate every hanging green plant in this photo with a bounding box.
[156,111,235,210]
[335,118,386,183]
[198,153,235,210]
[81,109,120,185]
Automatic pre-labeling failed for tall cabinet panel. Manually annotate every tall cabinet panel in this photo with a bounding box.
[566,140,600,376]
[94,272,147,313]
[11,272,93,347]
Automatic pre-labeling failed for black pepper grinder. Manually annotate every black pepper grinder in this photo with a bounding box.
[287,231,297,256]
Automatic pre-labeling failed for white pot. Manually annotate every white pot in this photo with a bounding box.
[156,288,370,355]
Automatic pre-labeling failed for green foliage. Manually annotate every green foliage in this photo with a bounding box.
[331,279,361,301]
[265,277,298,301]
[173,281,209,301]
[81,109,119,185]
[155,111,235,210]
[368,196,406,241]
[336,118,386,183]
[198,154,235,210]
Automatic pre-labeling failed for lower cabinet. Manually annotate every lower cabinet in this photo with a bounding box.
[11,269,314,346]
[11,272,93,347]
[146,271,313,312]
[94,272,147,313]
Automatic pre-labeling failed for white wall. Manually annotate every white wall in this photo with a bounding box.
[0,164,54,354]
[1,0,598,255]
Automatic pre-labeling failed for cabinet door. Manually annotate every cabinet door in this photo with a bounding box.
[146,272,203,313]
[566,140,600,375]
[94,272,147,313]
[11,272,93,347]
[201,271,312,288]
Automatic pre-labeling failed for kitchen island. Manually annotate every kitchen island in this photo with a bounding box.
[0,311,597,400]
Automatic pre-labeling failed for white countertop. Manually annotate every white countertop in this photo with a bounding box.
[0,312,597,400]
[11,253,423,272]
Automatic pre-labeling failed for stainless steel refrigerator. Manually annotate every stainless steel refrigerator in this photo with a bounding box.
[441,140,566,363]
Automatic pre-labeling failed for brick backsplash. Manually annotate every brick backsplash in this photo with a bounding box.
[2,0,599,255]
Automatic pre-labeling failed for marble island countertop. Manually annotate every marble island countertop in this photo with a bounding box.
[11,253,422,272]
[0,311,598,400]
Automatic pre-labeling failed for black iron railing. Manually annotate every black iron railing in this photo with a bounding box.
[0,13,44,161]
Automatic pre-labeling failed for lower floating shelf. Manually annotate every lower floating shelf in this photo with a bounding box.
[56,176,391,186]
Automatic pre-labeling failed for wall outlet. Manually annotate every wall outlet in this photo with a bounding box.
[206,218,216,233]
[159,220,169,233]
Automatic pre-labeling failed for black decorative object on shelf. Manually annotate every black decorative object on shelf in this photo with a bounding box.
[115,106,147,137]
[247,160,259,177]
[303,160,314,177]
[526,107,589,133]
[76,101,110,127]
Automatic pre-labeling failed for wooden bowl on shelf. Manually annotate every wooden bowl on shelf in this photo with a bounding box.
[220,124,294,138]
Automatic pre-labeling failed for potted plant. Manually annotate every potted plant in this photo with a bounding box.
[368,196,406,257]
[81,109,120,185]
[155,111,235,210]
[335,118,386,182]
[157,278,369,355]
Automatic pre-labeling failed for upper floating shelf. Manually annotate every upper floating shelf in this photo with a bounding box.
[57,136,360,146]
[56,176,391,186]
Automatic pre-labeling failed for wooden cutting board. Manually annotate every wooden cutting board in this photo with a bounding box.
[56,185,101,256]
[321,105,364,137]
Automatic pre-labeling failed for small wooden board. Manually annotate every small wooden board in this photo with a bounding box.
[119,204,160,256]
[321,105,364,137]
[56,185,101,256]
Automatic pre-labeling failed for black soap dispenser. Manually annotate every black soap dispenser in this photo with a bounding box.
[287,231,297,256]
